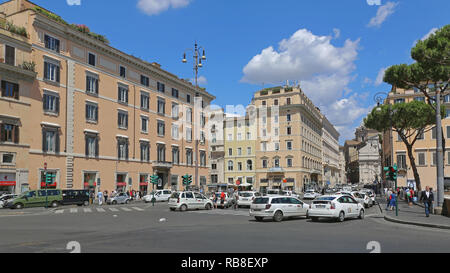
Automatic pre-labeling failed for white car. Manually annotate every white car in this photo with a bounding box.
[249,196,310,222]
[169,191,213,211]
[143,189,172,203]
[308,195,365,222]
[0,194,17,208]
[303,190,321,199]
[360,189,376,205]
[237,191,261,207]
[266,189,281,197]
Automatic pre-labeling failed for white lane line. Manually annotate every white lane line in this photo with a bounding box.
[96,208,106,212]
[132,207,144,211]
[109,208,119,212]
[121,207,132,211]
[84,208,92,213]
[55,210,64,214]
[70,208,78,213]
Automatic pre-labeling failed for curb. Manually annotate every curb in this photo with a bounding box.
[383,214,450,230]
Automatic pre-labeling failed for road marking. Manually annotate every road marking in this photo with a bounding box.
[55,210,64,214]
[132,207,144,211]
[109,208,119,212]
[84,208,92,213]
[70,208,78,213]
[121,207,132,211]
[96,208,106,212]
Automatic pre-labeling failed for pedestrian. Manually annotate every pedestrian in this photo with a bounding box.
[406,188,411,205]
[385,188,392,210]
[220,191,225,209]
[389,190,397,211]
[233,190,239,210]
[90,191,95,205]
[212,191,218,209]
[97,190,103,206]
[104,190,108,203]
[420,186,434,217]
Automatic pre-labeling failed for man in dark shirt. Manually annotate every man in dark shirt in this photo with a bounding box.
[419,186,434,217]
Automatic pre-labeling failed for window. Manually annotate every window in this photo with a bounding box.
[445,95,450,103]
[88,53,96,66]
[414,97,425,102]
[118,86,128,104]
[287,158,293,167]
[287,127,292,135]
[228,134,233,141]
[85,102,98,122]
[228,160,233,171]
[141,116,148,133]
[237,147,242,155]
[117,138,128,160]
[447,126,450,139]
[274,99,278,105]
[141,75,149,87]
[200,151,206,167]
[200,131,205,143]
[172,103,179,119]
[186,108,192,123]
[118,111,128,129]
[86,74,99,95]
[275,142,280,151]
[43,92,59,114]
[261,142,267,151]
[274,128,279,136]
[247,160,253,171]
[228,148,232,156]
[172,124,179,139]
[286,98,291,105]
[211,164,217,170]
[238,162,242,171]
[247,147,252,155]
[186,127,192,142]
[432,127,437,139]
[172,88,179,98]
[432,152,437,166]
[1,153,14,164]
[157,82,165,93]
[211,174,218,184]
[246,132,251,140]
[418,152,426,166]
[85,134,99,158]
[237,133,242,140]
[140,92,149,110]
[262,101,266,106]
[417,131,424,140]
[5,45,15,66]
[157,98,165,114]
[42,127,59,153]
[287,114,291,122]
[262,159,267,168]
[186,149,193,165]
[1,81,19,99]
[397,154,407,169]
[0,123,19,143]
[274,159,280,167]
[187,94,191,103]
[172,147,179,164]
[44,61,60,82]
[287,141,292,150]
[140,142,150,162]
[44,35,60,52]
[120,66,126,78]
[157,120,165,136]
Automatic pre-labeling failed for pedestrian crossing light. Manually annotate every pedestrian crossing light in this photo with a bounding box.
[182,174,193,185]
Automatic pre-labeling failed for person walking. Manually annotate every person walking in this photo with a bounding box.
[233,190,239,210]
[97,190,103,206]
[212,191,218,209]
[385,188,392,210]
[388,190,397,211]
[220,191,226,209]
[420,186,434,217]
[104,190,108,203]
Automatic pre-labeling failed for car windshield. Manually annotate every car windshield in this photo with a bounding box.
[306,190,315,193]
[239,192,253,197]
[316,196,335,201]
[253,197,269,204]
[267,190,278,194]
[170,192,180,199]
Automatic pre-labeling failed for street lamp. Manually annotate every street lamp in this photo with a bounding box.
[182,42,207,189]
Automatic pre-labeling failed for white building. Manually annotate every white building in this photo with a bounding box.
[322,116,340,187]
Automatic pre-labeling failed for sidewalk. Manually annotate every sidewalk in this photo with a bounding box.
[379,196,450,230]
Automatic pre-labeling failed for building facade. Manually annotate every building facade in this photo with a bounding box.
[358,134,381,185]
[0,0,215,195]
[208,108,225,190]
[322,115,340,188]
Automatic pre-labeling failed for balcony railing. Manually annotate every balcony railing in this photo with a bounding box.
[153,161,173,168]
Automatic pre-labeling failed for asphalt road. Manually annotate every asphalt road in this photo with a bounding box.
[0,201,449,253]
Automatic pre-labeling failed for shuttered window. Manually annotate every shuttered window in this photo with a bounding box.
[1,81,19,99]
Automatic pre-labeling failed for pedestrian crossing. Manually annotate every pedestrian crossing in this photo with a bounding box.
[189,209,250,217]
[53,206,145,215]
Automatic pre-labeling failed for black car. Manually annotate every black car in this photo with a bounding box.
[61,190,90,206]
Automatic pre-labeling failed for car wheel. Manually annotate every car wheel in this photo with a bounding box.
[255,216,264,222]
[112,200,117,205]
[180,204,187,212]
[83,201,89,206]
[338,211,345,222]
[205,203,212,210]
[273,210,283,222]
[125,200,129,204]
[359,209,365,220]
[14,203,23,209]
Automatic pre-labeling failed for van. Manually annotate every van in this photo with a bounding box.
[61,190,90,206]
[7,189,62,209]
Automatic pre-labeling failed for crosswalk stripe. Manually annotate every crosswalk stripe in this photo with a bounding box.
[96,208,106,212]
[84,208,92,213]
[70,208,78,213]
[132,207,144,211]
[109,208,119,212]
[55,210,64,214]
[121,207,132,211]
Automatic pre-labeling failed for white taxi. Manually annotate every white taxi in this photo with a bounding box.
[168,191,213,211]
[237,191,261,207]
[307,195,365,222]
[249,196,310,222]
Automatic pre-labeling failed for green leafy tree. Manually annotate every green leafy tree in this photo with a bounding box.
[364,101,445,191]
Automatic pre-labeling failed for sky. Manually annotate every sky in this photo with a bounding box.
[26,0,450,144]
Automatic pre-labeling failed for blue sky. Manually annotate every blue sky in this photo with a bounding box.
[28,0,450,143]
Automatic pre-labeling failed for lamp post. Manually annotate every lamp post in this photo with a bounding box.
[182,42,206,189]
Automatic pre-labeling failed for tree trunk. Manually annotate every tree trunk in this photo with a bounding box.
[406,144,422,191]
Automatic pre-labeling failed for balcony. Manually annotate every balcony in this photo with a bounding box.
[152,161,173,169]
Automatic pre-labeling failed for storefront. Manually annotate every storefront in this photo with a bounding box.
[83,172,97,191]
[0,172,15,194]
[139,174,149,195]
[39,170,57,189]
[116,173,127,192]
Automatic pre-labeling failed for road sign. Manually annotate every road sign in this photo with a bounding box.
[44,162,47,170]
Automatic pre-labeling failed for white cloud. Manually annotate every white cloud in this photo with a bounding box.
[366,0,381,6]
[421,27,438,41]
[374,67,386,86]
[192,75,207,85]
[368,2,398,28]
[67,0,81,5]
[333,28,341,39]
[137,0,192,15]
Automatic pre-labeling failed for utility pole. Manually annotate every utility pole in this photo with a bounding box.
[435,89,445,211]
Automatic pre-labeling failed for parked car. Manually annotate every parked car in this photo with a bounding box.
[237,191,261,207]
[7,190,62,209]
[61,190,90,206]
[0,194,17,208]
[303,190,321,199]
[168,191,213,211]
[107,192,131,205]
[143,189,172,203]
[249,196,310,222]
[307,195,365,222]
[266,189,282,197]
[360,189,376,205]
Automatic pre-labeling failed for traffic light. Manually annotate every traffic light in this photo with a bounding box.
[45,173,55,184]
[182,174,192,185]
[384,165,398,181]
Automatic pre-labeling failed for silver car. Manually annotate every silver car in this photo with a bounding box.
[250,196,310,222]
[107,192,131,205]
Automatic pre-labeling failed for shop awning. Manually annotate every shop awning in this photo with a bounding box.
[116,182,127,186]
[0,181,16,186]
[139,182,148,186]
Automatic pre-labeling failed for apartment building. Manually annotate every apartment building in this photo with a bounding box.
[208,108,225,190]
[0,0,214,194]
[383,86,450,190]
[252,85,323,193]
[224,114,257,188]
[322,115,340,188]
